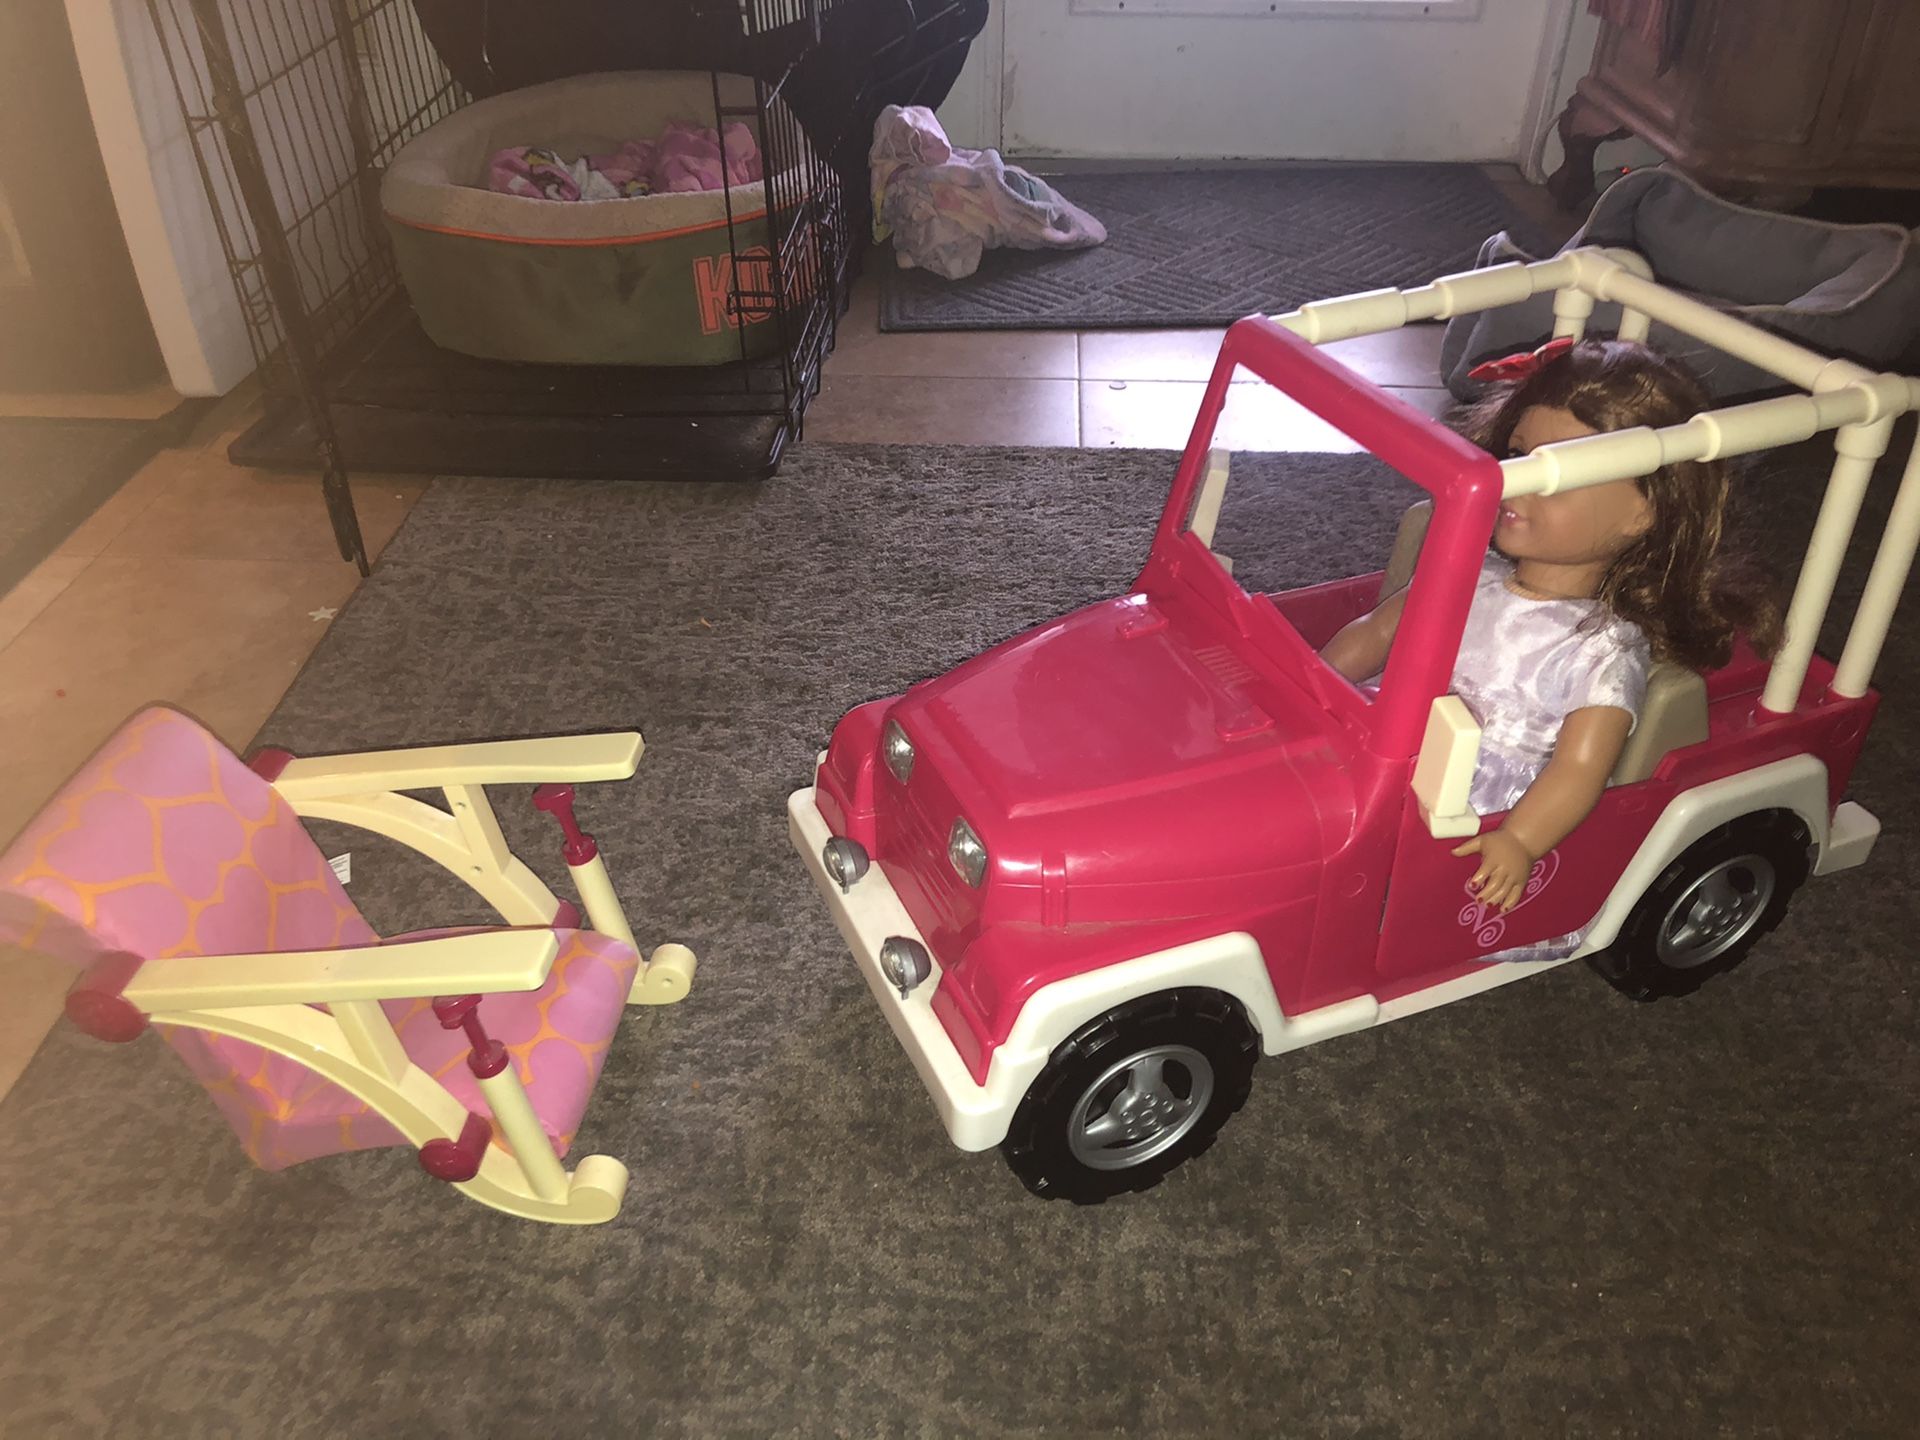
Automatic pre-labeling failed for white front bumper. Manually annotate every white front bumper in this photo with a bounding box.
[788,786,1015,1151]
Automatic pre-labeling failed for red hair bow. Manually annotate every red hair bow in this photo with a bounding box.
[1467,335,1575,384]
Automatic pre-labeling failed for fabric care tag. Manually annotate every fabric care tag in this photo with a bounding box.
[328,854,352,885]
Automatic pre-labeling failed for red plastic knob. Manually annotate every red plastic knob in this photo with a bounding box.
[431,994,481,1029]
[431,994,510,1079]
[532,783,599,865]
[419,1112,492,1182]
[247,747,295,782]
[532,783,576,816]
[66,952,149,1043]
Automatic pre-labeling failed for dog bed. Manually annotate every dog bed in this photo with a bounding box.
[381,70,814,367]
[1441,167,1920,400]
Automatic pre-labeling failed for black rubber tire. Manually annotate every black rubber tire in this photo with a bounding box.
[1585,811,1811,1002]
[1000,989,1258,1204]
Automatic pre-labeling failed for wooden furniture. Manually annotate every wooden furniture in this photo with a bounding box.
[1549,0,1920,210]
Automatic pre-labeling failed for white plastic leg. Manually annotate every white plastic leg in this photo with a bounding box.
[569,852,638,952]
[455,1151,629,1225]
[475,1066,570,1202]
[628,941,697,1006]
[564,851,696,1005]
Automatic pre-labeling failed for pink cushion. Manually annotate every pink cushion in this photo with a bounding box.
[0,707,375,964]
[165,1030,409,1170]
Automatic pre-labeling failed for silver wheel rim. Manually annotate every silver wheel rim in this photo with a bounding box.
[1656,854,1777,969]
[1066,1043,1215,1171]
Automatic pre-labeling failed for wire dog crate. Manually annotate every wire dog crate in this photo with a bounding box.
[147,0,855,573]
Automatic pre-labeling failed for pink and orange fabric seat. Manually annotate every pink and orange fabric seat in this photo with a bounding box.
[0,707,635,1172]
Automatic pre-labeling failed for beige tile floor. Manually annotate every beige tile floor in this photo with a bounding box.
[0,165,1571,1099]
[806,272,1455,450]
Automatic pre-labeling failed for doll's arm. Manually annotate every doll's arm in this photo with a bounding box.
[1451,705,1634,911]
[1320,587,1410,682]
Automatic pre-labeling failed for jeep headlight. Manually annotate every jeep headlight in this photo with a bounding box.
[948,817,987,888]
[882,719,914,784]
[879,937,932,998]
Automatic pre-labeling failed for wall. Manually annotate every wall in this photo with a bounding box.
[0,0,163,391]
[66,0,246,395]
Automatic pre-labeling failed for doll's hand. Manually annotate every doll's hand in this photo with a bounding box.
[1451,828,1537,913]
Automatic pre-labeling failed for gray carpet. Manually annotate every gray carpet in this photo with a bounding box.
[0,417,163,593]
[878,166,1551,332]
[0,440,1915,1437]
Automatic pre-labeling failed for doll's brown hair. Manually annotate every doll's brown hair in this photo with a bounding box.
[1457,339,1782,670]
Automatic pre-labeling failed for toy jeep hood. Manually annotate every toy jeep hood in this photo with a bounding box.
[889,591,1350,887]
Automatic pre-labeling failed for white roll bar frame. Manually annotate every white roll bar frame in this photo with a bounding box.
[1270,247,1920,713]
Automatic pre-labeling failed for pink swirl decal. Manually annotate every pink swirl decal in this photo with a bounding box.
[1458,850,1560,951]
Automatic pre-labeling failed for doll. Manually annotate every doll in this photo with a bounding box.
[1321,338,1780,959]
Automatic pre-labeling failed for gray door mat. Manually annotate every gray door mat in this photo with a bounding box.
[878,164,1554,332]
[0,406,200,593]
[0,440,1913,1435]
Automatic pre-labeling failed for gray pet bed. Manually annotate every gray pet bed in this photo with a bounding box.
[381,71,810,367]
[1441,168,1920,400]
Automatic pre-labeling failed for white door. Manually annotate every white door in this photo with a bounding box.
[941,0,1592,168]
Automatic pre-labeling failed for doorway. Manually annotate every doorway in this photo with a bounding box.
[941,0,1586,166]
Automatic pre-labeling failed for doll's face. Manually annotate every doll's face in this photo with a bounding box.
[1494,405,1654,574]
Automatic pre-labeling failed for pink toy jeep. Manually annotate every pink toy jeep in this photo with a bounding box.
[790,250,1907,1203]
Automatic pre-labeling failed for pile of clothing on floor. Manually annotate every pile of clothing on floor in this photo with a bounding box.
[869,105,1105,280]
[487,120,763,201]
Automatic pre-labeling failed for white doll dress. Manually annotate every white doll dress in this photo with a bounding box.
[1452,553,1651,962]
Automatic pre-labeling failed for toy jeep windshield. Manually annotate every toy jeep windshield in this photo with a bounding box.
[789,248,1913,1204]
